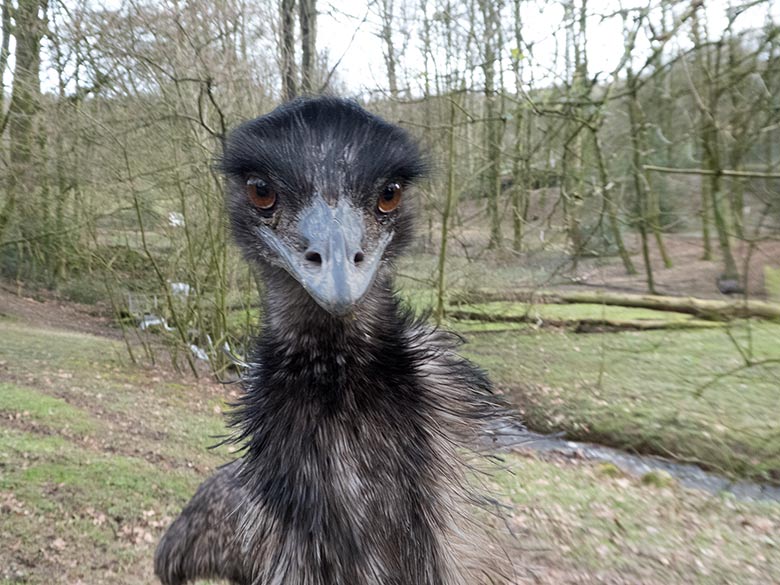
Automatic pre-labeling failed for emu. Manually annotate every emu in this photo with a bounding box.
[155,97,511,585]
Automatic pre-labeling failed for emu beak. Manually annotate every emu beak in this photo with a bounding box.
[254,194,391,316]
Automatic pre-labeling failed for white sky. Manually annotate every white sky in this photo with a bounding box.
[3,0,779,96]
[319,0,780,95]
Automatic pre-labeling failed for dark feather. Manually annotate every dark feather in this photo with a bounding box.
[155,97,514,585]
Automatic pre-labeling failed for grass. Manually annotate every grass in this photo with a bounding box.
[0,382,97,435]
[225,286,780,484]
[392,279,780,483]
[496,452,780,583]
[766,266,780,302]
[460,315,780,483]
[1,428,195,517]
[0,315,230,584]
[2,294,780,583]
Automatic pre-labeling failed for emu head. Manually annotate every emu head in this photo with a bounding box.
[221,97,426,317]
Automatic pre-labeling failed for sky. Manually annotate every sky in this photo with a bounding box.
[318,0,780,95]
[3,0,780,96]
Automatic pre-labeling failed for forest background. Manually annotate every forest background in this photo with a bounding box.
[1,0,780,583]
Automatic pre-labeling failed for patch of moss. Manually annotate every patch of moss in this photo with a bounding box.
[641,470,676,488]
[765,266,780,302]
[595,462,624,478]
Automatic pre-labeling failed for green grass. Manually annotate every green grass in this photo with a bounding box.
[0,428,203,584]
[2,306,780,583]
[0,317,229,584]
[0,382,97,435]
[0,428,196,517]
[496,453,780,582]
[462,319,780,482]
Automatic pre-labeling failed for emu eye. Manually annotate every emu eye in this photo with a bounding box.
[246,178,277,211]
[378,182,403,213]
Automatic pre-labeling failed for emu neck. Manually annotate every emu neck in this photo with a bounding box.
[260,267,400,358]
[232,269,452,584]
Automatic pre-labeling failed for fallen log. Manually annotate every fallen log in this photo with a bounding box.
[447,309,726,332]
[450,289,780,321]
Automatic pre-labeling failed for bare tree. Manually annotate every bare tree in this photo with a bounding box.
[1,0,48,251]
[281,0,297,100]
[299,0,316,93]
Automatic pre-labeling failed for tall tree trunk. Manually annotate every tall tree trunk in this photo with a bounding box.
[691,8,713,261]
[280,0,297,100]
[436,93,460,325]
[699,157,712,260]
[379,0,399,99]
[0,0,11,132]
[699,40,739,280]
[627,71,656,294]
[510,0,526,252]
[299,0,316,94]
[591,128,636,275]
[479,0,502,249]
[1,0,47,245]
[561,0,587,262]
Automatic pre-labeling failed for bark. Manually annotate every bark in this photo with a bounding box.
[691,8,714,262]
[0,0,11,131]
[479,0,502,249]
[280,0,297,100]
[452,289,780,321]
[435,93,459,325]
[700,164,713,260]
[591,128,636,275]
[510,0,526,252]
[698,41,739,279]
[627,71,656,294]
[1,0,47,244]
[298,0,316,94]
[448,310,725,332]
[379,0,399,99]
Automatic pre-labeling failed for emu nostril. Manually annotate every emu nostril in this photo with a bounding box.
[353,251,365,264]
[305,251,323,265]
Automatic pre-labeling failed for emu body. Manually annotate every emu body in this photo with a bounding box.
[155,98,509,585]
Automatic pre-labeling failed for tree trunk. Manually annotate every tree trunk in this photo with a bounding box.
[299,0,316,94]
[627,71,656,294]
[452,289,780,321]
[1,0,47,245]
[280,0,297,100]
[379,0,399,99]
[436,94,459,325]
[0,0,11,131]
[479,0,502,249]
[591,128,636,275]
[510,0,526,252]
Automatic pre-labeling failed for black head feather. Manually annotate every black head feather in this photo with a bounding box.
[221,98,427,274]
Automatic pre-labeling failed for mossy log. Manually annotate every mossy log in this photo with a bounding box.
[446,310,725,332]
[451,289,780,322]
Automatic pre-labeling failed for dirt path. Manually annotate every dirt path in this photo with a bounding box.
[565,234,780,299]
[0,282,119,338]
